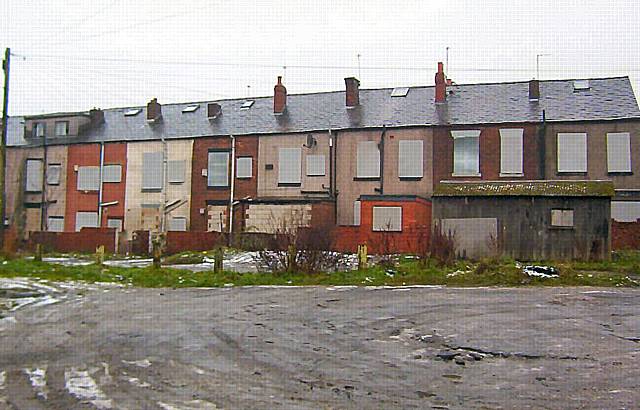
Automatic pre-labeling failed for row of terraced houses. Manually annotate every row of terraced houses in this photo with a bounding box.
[4,63,640,259]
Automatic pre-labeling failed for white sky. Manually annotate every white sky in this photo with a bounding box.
[2,0,640,115]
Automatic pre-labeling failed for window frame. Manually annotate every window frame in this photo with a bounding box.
[141,152,164,191]
[47,216,64,232]
[557,132,588,174]
[499,128,524,176]
[77,166,101,191]
[106,218,123,232]
[606,132,632,174]
[75,211,99,232]
[372,206,403,232]
[54,121,69,136]
[306,154,326,177]
[168,216,188,232]
[207,150,230,188]
[25,159,44,193]
[236,157,253,179]
[46,163,62,185]
[451,130,481,177]
[167,160,186,184]
[550,209,574,228]
[102,164,122,183]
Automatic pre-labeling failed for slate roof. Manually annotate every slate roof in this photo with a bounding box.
[7,76,640,147]
[433,180,615,197]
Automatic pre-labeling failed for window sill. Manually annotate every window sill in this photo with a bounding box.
[141,188,162,193]
[307,174,326,178]
[278,183,302,187]
[399,176,423,181]
[499,173,524,178]
[372,229,402,233]
[206,186,230,190]
[235,176,252,180]
[550,226,574,230]
[608,171,633,176]
[557,171,587,176]
[353,177,380,181]
[451,173,481,177]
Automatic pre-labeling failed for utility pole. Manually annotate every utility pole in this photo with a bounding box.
[0,48,11,250]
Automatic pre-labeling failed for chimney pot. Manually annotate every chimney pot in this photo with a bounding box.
[529,79,540,101]
[274,76,287,114]
[345,77,360,108]
[89,108,104,125]
[147,98,162,121]
[207,103,222,119]
[435,62,446,103]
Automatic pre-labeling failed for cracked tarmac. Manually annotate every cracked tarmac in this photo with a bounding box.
[0,284,639,409]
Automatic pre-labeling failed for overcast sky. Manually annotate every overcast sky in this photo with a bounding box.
[2,0,640,115]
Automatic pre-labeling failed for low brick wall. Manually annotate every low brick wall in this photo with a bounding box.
[165,231,225,255]
[30,228,117,253]
[332,225,431,254]
[612,220,640,250]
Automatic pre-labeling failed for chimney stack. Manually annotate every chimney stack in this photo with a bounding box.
[89,108,104,125]
[529,79,540,101]
[147,98,162,122]
[435,62,446,103]
[207,103,222,119]
[273,76,287,114]
[345,77,360,108]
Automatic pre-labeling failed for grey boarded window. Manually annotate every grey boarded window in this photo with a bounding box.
[306,154,326,176]
[168,217,187,231]
[551,209,574,227]
[107,218,122,231]
[398,140,423,178]
[557,133,587,173]
[353,200,361,226]
[236,157,252,179]
[607,132,631,173]
[373,206,402,232]
[47,164,61,185]
[103,164,122,183]
[356,141,380,178]
[500,128,524,175]
[142,152,164,190]
[77,166,100,191]
[47,216,64,232]
[452,130,481,176]
[55,121,69,136]
[25,159,43,192]
[167,160,186,183]
[611,201,640,222]
[278,148,302,184]
[208,151,229,187]
[75,211,99,231]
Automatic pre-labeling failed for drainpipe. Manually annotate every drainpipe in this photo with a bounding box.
[539,109,547,179]
[375,125,387,195]
[329,129,338,223]
[160,137,168,233]
[228,135,236,242]
[40,130,47,231]
[97,142,105,226]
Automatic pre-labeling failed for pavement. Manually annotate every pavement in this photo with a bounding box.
[0,282,639,409]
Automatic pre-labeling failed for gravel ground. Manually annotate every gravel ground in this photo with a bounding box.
[0,282,639,409]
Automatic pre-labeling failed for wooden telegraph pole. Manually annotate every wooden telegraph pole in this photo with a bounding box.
[0,48,11,250]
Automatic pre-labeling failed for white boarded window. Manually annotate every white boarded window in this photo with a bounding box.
[353,200,361,226]
[167,160,185,183]
[168,217,187,231]
[75,211,99,231]
[236,157,253,178]
[500,128,524,175]
[34,122,45,137]
[607,132,631,173]
[47,216,64,232]
[551,209,574,227]
[208,151,229,187]
[398,140,423,178]
[103,164,122,183]
[557,133,587,173]
[55,121,69,136]
[306,155,325,176]
[278,148,302,184]
[25,159,43,192]
[107,218,122,231]
[47,164,61,185]
[373,206,402,231]
[77,166,100,191]
[142,152,164,190]
[452,130,481,176]
[357,141,380,178]
[611,201,640,222]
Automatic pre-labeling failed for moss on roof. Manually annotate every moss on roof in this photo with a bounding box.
[433,180,615,197]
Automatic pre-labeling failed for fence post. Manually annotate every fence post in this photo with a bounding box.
[357,244,367,270]
[95,245,105,266]
[34,243,43,262]
[213,246,223,273]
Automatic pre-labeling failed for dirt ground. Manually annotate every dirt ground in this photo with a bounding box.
[0,283,639,409]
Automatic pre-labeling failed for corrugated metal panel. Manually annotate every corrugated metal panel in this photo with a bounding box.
[356,141,380,178]
[168,217,187,231]
[103,164,122,183]
[607,132,631,172]
[557,133,587,173]
[398,140,423,178]
[236,157,252,178]
[142,152,163,190]
[25,159,44,192]
[372,206,402,231]
[208,151,229,187]
[77,166,100,191]
[499,128,524,175]
[306,154,325,176]
[75,211,99,231]
[167,160,185,183]
[278,148,301,184]
[47,216,64,232]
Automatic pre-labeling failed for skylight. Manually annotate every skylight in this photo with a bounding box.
[573,80,590,91]
[240,100,255,110]
[391,87,410,97]
[124,108,142,116]
[182,105,199,113]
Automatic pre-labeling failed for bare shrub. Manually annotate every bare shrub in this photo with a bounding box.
[368,221,398,268]
[429,221,457,266]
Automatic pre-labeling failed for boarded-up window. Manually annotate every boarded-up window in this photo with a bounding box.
[607,132,631,173]
[611,201,640,222]
[557,133,587,173]
[306,155,326,176]
[168,217,187,231]
[373,206,402,231]
[167,160,185,183]
[55,121,69,136]
[236,157,252,178]
[500,128,524,175]
[47,164,61,185]
[103,164,122,183]
[551,209,574,227]
[208,151,229,187]
[452,130,481,176]
[107,218,122,231]
[77,166,100,191]
[353,200,361,226]
[356,141,380,178]
[34,122,45,138]
[398,140,423,178]
[47,216,64,232]
[142,152,163,190]
[75,211,99,231]
[278,148,302,184]
[25,159,43,192]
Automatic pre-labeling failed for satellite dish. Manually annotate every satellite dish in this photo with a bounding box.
[304,134,316,148]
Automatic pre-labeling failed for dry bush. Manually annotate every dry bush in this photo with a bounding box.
[429,221,457,266]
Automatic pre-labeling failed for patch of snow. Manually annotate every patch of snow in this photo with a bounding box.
[158,400,218,410]
[103,258,153,268]
[127,377,151,388]
[24,367,48,399]
[447,269,471,277]
[64,368,113,409]
[523,265,559,279]
[0,316,17,331]
[122,359,152,368]
[42,257,93,267]
[0,370,5,389]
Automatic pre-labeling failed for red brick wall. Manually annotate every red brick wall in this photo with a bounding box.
[432,124,540,190]
[190,136,259,231]
[30,228,117,253]
[64,143,127,231]
[165,231,225,254]
[612,221,640,250]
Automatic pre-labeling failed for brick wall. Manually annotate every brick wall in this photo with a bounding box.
[165,231,225,254]
[612,221,640,250]
[30,228,117,253]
